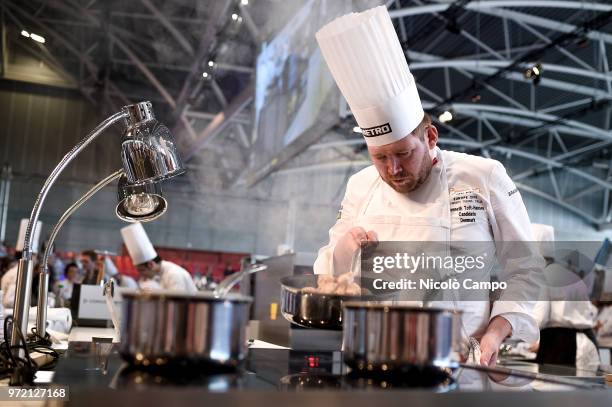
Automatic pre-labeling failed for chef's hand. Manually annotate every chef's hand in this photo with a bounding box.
[333,227,378,275]
[479,316,512,367]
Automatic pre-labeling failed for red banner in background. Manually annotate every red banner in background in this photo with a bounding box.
[116,245,248,283]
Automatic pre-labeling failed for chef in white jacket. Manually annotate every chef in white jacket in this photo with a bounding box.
[103,256,139,289]
[120,223,196,293]
[531,223,600,371]
[1,219,42,308]
[314,6,543,366]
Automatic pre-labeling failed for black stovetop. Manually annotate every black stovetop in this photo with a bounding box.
[50,342,608,393]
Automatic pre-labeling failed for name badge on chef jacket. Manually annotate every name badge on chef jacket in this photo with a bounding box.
[449,187,486,225]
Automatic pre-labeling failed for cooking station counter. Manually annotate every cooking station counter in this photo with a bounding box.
[50,341,611,406]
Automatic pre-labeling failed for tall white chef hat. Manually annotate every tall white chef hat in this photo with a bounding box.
[16,218,42,253]
[532,223,555,259]
[316,6,424,147]
[120,222,158,266]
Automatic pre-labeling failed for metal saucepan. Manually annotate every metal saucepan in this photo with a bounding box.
[342,302,462,372]
[119,289,252,368]
[115,262,267,369]
[279,275,396,330]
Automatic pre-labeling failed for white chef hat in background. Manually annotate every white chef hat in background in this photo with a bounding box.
[16,218,43,253]
[532,223,555,259]
[316,6,424,147]
[121,222,158,266]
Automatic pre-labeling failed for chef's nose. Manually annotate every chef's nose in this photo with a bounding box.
[388,157,402,175]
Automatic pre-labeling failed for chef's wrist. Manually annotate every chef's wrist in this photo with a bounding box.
[332,244,354,276]
[485,315,512,342]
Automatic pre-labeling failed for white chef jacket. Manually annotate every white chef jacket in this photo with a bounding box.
[534,300,598,329]
[117,274,139,290]
[533,263,598,330]
[159,260,197,293]
[100,257,138,289]
[314,148,542,343]
[597,305,612,337]
[1,265,17,308]
[139,278,162,291]
[532,262,599,370]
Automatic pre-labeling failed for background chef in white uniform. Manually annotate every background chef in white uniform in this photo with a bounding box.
[121,223,197,293]
[1,219,42,308]
[314,6,543,367]
[103,255,139,289]
[531,223,600,371]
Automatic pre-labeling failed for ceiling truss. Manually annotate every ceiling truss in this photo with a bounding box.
[0,0,611,229]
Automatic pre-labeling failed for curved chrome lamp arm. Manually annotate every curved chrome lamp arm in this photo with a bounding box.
[11,112,127,350]
[35,169,124,338]
[11,101,185,370]
[214,264,268,297]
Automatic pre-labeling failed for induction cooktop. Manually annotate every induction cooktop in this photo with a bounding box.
[51,343,609,393]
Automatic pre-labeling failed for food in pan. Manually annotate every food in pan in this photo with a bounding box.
[301,273,369,296]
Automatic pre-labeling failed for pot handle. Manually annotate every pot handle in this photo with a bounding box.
[214,260,268,297]
[103,279,121,341]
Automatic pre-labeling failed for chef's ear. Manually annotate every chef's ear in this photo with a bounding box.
[425,125,438,161]
[425,124,438,150]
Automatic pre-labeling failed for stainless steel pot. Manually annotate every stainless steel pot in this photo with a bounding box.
[119,290,252,368]
[342,302,462,372]
[113,260,267,368]
[279,275,395,330]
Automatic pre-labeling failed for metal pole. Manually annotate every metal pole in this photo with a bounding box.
[11,111,127,355]
[0,164,10,242]
[0,167,6,241]
[36,169,123,338]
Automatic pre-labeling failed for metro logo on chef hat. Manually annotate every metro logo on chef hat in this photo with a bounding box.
[121,222,158,266]
[16,218,42,253]
[316,6,424,147]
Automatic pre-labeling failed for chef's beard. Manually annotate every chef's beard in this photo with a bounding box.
[384,147,433,194]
